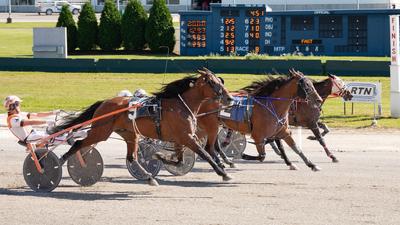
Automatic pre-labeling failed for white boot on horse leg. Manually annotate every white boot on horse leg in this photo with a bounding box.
[289,163,299,170]
[131,160,159,186]
[223,174,233,181]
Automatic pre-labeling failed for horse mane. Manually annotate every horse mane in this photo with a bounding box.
[241,74,296,97]
[152,75,198,98]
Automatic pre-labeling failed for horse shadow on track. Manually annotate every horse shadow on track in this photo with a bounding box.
[0,187,152,201]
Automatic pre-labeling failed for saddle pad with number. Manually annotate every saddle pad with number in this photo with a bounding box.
[128,97,162,122]
[217,96,253,122]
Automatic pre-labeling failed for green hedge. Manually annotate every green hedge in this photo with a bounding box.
[96,59,206,73]
[0,58,96,72]
[325,60,390,76]
[207,59,323,75]
[0,58,391,76]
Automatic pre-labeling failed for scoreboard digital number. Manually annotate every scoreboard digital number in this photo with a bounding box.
[245,9,264,17]
[179,4,398,57]
[187,20,206,48]
[247,17,261,53]
[224,18,235,53]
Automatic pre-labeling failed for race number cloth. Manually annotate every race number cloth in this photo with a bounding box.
[128,97,161,122]
[217,96,253,122]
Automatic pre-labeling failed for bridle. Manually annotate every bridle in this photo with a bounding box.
[201,70,227,102]
[296,75,317,103]
[329,77,347,96]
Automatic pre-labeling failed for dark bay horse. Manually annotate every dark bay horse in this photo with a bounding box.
[271,73,353,163]
[50,69,234,186]
[196,69,324,171]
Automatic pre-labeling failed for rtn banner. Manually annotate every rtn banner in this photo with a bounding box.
[342,82,381,104]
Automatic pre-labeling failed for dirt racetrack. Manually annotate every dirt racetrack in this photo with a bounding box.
[0,124,399,225]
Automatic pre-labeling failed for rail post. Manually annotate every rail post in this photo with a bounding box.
[389,15,400,118]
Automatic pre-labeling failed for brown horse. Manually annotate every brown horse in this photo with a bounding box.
[270,73,353,163]
[50,69,234,186]
[196,69,324,171]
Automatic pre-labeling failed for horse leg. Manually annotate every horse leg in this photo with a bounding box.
[240,134,266,161]
[220,128,233,148]
[270,141,282,156]
[310,126,339,163]
[319,122,330,137]
[117,130,158,186]
[152,144,185,168]
[214,141,238,168]
[193,141,232,181]
[307,122,329,140]
[202,141,226,170]
[154,136,232,181]
[274,139,299,170]
[59,128,112,165]
[59,139,85,165]
[283,136,321,172]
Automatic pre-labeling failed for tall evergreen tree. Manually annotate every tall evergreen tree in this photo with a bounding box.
[56,5,77,52]
[145,0,175,53]
[98,0,122,51]
[121,0,148,51]
[77,2,98,51]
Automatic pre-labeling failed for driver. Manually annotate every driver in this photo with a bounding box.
[133,89,147,98]
[117,90,133,97]
[4,95,86,145]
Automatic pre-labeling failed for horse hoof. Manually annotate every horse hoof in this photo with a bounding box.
[332,158,340,163]
[312,166,322,172]
[223,174,233,181]
[229,163,238,168]
[307,136,317,140]
[152,152,163,160]
[148,178,159,186]
[289,164,299,170]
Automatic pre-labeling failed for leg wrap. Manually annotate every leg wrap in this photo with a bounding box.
[320,124,330,136]
[290,145,310,165]
[290,144,302,155]
[317,137,327,147]
[131,160,151,180]
[321,123,330,133]
[299,152,311,166]
[270,142,282,156]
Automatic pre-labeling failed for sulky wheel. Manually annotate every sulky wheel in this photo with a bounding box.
[23,149,62,192]
[217,128,247,159]
[161,142,196,176]
[67,146,104,187]
[127,139,163,180]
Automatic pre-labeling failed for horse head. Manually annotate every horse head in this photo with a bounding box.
[328,72,353,101]
[289,69,323,108]
[196,68,234,106]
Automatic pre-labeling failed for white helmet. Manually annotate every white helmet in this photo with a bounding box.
[4,95,23,110]
[118,90,133,97]
[134,89,147,97]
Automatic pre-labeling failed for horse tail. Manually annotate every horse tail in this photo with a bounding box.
[49,100,104,134]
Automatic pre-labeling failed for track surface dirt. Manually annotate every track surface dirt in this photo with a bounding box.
[1,121,399,224]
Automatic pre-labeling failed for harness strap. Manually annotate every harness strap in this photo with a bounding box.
[196,105,233,118]
[155,120,163,141]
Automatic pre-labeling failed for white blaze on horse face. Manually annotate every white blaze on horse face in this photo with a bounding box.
[331,77,346,95]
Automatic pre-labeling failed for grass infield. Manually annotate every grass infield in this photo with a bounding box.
[0,72,397,128]
[0,22,398,128]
